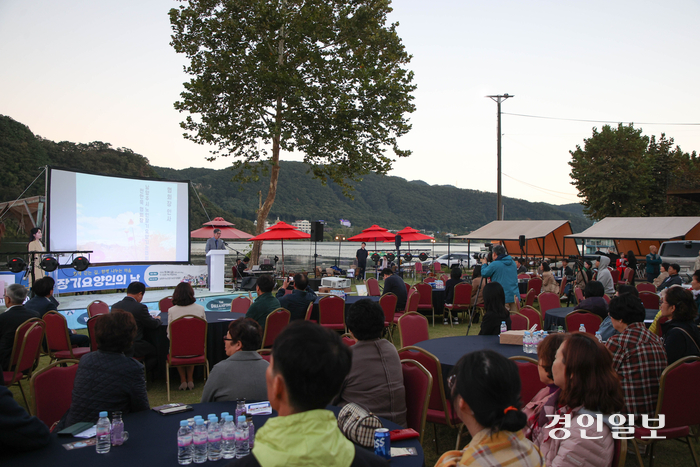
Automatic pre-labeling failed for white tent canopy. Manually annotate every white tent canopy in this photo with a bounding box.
[454,220,571,240]
[566,217,700,240]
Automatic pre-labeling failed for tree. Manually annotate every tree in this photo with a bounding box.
[569,124,650,220]
[169,0,416,263]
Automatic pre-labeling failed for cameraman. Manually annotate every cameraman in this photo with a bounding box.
[480,245,520,310]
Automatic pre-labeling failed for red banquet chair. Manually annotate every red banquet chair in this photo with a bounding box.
[366,278,381,297]
[509,356,547,406]
[522,288,536,308]
[639,291,660,310]
[86,315,102,351]
[637,282,656,293]
[574,286,584,303]
[413,283,435,326]
[565,310,602,334]
[318,296,346,333]
[517,274,530,280]
[87,300,110,318]
[444,282,472,323]
[611,269,620,285]
[603,294,611,305]
[523,277,542,299]
[43,311,91,362]
[159,296,174,313]
[261,308,291,348]
[3,319,45,407]
[631,356,700,467]
[400,358,433,445]
[257,349,271,363]
[304,301,316,323]
[230,296,253,314]
[166,315,209,401]
[394,288,420,325]
[340,333,356,347]
[379,292,398,342]
[398,346,462,451]
[538,292,561,316]
[510,312,530,331]
[397,312,429,348]
[423,277,436,284]
[519,306,543,331]
[30,359,80,429]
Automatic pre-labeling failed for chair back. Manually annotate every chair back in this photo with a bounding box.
[612,438,627,467]
[318,296,346,331]
[340,333,356,347]
[366,278,381,296]
[304,301,315,321]
[524,288,536,307]
[538,292,561,315]
[639,291,660,310]
[611,269,620,285]
[230,296,253,314]
[30,359,79,427]
[432,262,442,274]
[398,346,459,427]
[87,300,110,318]
[86,315,103,351]
[397,312,429,348]
[565,310,602,334]
[7,319,45,378]
[379,293,398,325]
[405,283,411,295]
[401,359,432,444]
[404,288,420,313]
[452,282,472,308]
[261,308,291,348]
[413,283,433,308]
[159,296,174,313]
[603,294,611,304]
[653,356,700,429]
[231,265,241,280]
[43,311,72,354]
[440,274,450,284]
[527,277,543,295]
[574,286,584,303]
[519,306,543,331]
[169,315,207,358]
[423,277,436,284]
[257,349,272,362]
[559,275,568,295]
[509,356,547,405]
[510,312,530,331]
[637,283,656,293]
[518,274,530,280]
[414,261,422,274]
[620,267,634,285]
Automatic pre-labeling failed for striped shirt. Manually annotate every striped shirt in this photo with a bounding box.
[435,428,543,467]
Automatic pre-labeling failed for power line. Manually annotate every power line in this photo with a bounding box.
[502,172,579,202]
[502,112,700,126]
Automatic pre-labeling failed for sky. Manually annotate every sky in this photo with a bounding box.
[1,0,699,208]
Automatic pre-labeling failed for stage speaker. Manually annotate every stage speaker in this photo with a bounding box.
[240,276,258,291]
[519,235,526,249]
[311,221,324,242]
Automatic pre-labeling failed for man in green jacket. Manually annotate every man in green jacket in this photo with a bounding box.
[246,274,281,329]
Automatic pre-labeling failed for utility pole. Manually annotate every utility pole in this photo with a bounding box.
[486,94,513,220]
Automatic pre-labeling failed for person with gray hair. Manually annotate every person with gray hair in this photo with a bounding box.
[205,227,226,287]
[479,245,520,310]
[0,284,39,370]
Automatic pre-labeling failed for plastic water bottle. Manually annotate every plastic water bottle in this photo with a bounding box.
[247,417,255,449]
[235,415,250,458]
[500,321,507,334]
[178,420,193,465]
[96,411,111,454]
[207,416,222,461]
[111,411,125,446]
[579,323,586,333]
[193,419,208,464]
[235,400,246,421]
[595,331,603,343]
[220,412,230,426]
[523,331,531,354]
[222,415,236,459]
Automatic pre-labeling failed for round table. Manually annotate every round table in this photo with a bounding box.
[1,402,424,467]
[543,307,659,331]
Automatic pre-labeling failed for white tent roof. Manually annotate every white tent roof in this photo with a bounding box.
[453,220,570,240]
[565,217,700,240]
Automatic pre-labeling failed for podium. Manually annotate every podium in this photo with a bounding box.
[206,250,228,293]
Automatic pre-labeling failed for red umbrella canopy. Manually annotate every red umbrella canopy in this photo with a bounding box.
[394,226,434,242]
[249,221,311,241]
[347,225,395,242]
[190,217,253,239]
[202,217,235,226]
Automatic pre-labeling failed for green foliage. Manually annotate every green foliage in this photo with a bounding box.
[0,116,49,200]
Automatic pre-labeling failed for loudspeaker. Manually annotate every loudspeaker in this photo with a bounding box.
[240,276,257,291]
[311,221,324,242]
[519,235,526,249]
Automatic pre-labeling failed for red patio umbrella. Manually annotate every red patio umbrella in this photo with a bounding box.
[394,226,434,243]
[190,217,253,239]
[249,221,311,275]
[347,225,395,251]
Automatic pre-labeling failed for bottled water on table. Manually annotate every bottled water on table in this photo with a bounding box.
[220,412,230,426]
[178,420,193,465]
[235,415,250,458]
[595,331,603,343]
[111,411,125,446]
[235,400,246,421]
[207,416,222,461]
[96,411,111,454]
[500,321,507,334]
[579,323,586,333]
[222,415,236,459]
[193,419,208,464]
[523,331,531,354]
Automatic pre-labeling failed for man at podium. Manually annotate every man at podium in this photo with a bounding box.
[206,229,226,287]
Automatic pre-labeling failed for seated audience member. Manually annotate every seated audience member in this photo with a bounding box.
[657,263,682,292]
[532,333,624,467]
[660,286,700,363]
[382,268,407,312]
[516,257,528,274]
[691,270,700,322]
[167,282,207,391]
[246,274,281,329]
[594,255,615,296]
[470,265,487,322]
[478,282,511,335]
[275,273,317,321]
[573,280,608,320]
[62,311,149,427]
[334,299,406,427]
[652,262,670,289]
[443,267,463,325]
[227,320,388,466]
[539,262,559,294]
[111,281,160,372]
[435,350,543,467]
[0,384,50,452]
[523,333,567,435]
[606,293,666,417]
[0,284,39,370]
[201,318,268,403]
[575,259,593,292]
[598,284,639,341]
[625,251,638,286]
[238,257,252,277]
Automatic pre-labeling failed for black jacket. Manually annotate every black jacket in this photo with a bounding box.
[0,306,40,370]
[661,319,700,364]
[111,296,160,342]
[24,296,57,317]
[0,384,50,452]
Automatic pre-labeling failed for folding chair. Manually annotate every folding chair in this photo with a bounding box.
[397,312,429,348]
[401,358,433,445]
[30,359,80,429]
[261,308,291,348]
[166,315,209,401]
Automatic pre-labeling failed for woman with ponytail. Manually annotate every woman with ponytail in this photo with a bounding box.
[435,350,543,467]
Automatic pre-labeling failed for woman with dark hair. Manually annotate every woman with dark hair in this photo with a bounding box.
[201,318,269,402]
[625,251,637,285]
[478,282,511,335]
[27,227,44,287]
[575,260,593,291]
[470,265,486,323]
[523,333,567,432]
[167,282,206,390]
[652,262,670,288]
[62,310,150,427]
[660,286,700,363]
[539,262,559,294]
[533,333,625,467]
[444,266,464,325]
[435,350,543,466]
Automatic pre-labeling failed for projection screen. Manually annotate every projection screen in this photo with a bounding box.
[47,168,190,264]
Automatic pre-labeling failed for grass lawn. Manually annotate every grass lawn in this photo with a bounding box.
[8,276,699,466]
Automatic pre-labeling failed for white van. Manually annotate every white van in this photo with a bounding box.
[659,240,700,277]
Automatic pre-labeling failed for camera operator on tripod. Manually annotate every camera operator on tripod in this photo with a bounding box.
[479,245,520,311]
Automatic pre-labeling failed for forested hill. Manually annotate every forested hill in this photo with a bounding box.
[154,163,593,233]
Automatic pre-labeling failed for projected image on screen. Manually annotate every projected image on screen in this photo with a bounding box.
[49,169,189,264]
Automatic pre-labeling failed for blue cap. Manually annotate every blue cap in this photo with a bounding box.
[210,416,218,423]
[194,415,203,420]
[226,415,234,422]
[221,412,229,418]
[99,411,108,418]
[195,419,204,425]
[208,413,215,419]
[238,415,246,422]
[180,420,189,427]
